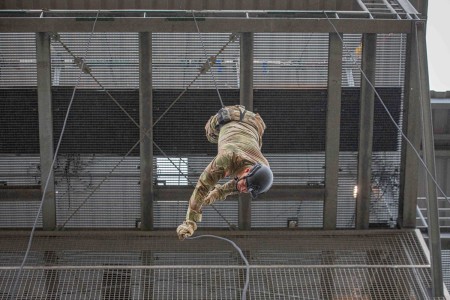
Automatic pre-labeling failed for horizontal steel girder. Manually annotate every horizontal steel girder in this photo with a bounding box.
[0,11,416,33]
[0,186,42,202]
[155,185,325,202]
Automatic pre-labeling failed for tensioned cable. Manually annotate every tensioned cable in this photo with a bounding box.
[59,137,235,229]
[9,10,101,300]
[52,32,236,130]
[324,13,450,205]
[56,33,238,229]
[153,32,237,127]
[192,10,225,108]
[187,235,250,300]
[58,44,235,229]
[56,26,244,298]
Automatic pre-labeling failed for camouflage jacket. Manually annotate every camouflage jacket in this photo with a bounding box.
[189,105,269,211]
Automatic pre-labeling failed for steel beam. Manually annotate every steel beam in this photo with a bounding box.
[0,186,41,201]
[139,32,154,231]
[324,32,343,230]
[356,33,377,230]
[0,228,422,251]
[154,185,325,202]
[399,26,421,228]
[239,32,253,230]
[0,17,413,33]
[415,21,444,298]
[0,1,356,10]
[397,0,420,14]
[36,32,56,230]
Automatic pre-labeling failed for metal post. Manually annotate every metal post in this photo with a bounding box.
[36,32,56,230]
[324,32,343,230]
[239,32,253,230]
[356,33,377,229]
[139,32,154,230]
[415,21,444,297]
[399,28,421,228]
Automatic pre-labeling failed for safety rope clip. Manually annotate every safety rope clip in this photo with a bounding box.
[199,55,216,74]
[74,57,92,75]
[229,33,238,43]
[51,32,61,42]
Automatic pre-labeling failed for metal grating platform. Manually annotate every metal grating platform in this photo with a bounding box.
[0,229,448,299]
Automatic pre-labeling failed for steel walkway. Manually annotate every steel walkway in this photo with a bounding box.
[0,229,448,299]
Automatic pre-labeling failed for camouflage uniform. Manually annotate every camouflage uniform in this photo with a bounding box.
[186,105,269,222]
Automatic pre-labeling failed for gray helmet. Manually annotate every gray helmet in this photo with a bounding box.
[245,163,273,198]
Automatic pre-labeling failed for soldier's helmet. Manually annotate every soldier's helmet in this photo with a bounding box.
[246,163,273,198]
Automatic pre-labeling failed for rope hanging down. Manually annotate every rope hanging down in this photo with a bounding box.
[188,13,250,300]
[10,11,101,300]
[324,13,450,205]
[192,10,228,108]
[55,30,239,229]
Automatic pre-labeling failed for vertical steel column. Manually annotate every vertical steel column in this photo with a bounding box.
[356,33,377,229]
[139,32,154,230]
[324,32,343,230]
[399,28,421,228]
[416,21,444,297]
[239,32,253,230]
[36,32,56,230]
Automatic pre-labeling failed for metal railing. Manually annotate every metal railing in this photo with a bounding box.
[417,197,450,230]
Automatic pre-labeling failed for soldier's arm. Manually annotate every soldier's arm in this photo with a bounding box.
[188,153,232,214]
[203,180,238,205]
[177,143,234,240]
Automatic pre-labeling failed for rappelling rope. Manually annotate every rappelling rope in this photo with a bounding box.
[9,11,101,300]
[188,10,250,300]
[324,13,450,204]
[192,10,227,108]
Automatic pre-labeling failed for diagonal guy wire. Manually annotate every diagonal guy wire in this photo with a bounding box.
[57,33,238,229]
